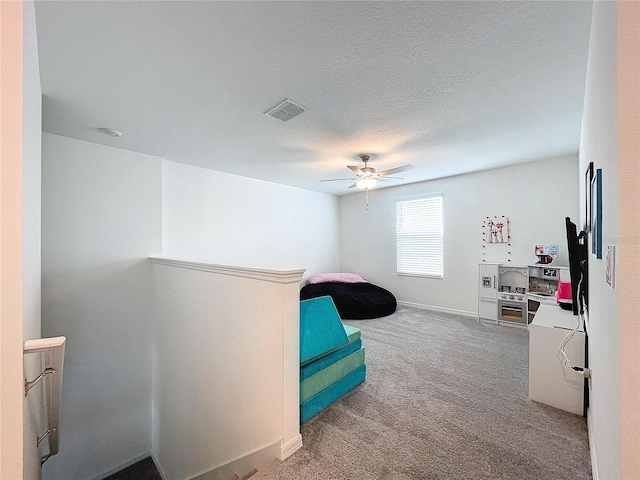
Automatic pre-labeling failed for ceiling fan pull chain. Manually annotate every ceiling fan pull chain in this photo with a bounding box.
[365,188,369,211]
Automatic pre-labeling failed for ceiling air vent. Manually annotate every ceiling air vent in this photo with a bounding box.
[265,99,307,122]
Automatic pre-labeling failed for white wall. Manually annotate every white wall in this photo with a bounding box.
[162,160,340,279]
[0,2,42,478]
[579,4,619,477]
[39,139,339,479]
[154,159,340,478]
[151,260,303,480]
[617,3,640,475]
[41,134,162,480]
[580,2,640,478]
[340,156,579,315]
[22,2,45,477]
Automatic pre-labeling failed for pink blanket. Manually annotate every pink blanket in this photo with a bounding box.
[307,273,366,284]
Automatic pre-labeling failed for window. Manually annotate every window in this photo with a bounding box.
[396,194,443,278]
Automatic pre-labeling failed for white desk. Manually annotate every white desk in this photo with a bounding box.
[528,304,585,415]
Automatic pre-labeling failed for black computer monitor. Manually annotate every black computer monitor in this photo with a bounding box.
[565,217,588,315]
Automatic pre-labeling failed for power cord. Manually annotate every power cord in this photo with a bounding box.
[558,273,591,378]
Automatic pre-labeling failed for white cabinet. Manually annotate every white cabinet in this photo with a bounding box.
[528,304,585,415]
[478,263,498,321]
[527,265,570,322]
[478,263,529,326]
[478,263,498,299]
[528,265,569,296]
[478,297,498,320]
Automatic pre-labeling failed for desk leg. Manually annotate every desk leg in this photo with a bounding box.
[583,332,589,418]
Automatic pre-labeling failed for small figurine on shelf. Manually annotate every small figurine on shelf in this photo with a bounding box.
[534,244,558,264]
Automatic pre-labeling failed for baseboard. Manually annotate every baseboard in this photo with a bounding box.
[587,406,599,480]
[280,433,303,460]
[151,452,169,480]
[90,451,152,480]
[496,320,528,329]
[189,440,281,480]
[397,301,476,318]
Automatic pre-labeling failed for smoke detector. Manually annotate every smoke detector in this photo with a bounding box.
[264,99,307,122]
[97,127,122,137]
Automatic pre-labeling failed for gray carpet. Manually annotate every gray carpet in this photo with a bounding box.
[104,457,161,480]
[254,305,592,480]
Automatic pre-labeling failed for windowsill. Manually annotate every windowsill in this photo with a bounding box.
[397,273,443,279]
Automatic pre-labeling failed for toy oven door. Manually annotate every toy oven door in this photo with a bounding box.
[498,301,526,323]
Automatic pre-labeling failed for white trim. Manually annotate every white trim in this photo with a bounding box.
[151,453,169,480]
[188,440,281,480]
[149,257,305,284]
[478,317,529,330]
[280,434,303,460]
[90,452,152,480]
[397,273,443,279]
[396,191,444,202]
[397,300,476,318]
[496,320,528,329]
[587,407,599,480]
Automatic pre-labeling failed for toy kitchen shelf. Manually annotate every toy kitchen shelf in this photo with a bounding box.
[478,263,569,327]
[527,265,570,322]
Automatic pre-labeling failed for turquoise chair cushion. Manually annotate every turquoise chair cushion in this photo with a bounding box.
[300,365,366,423]
[300,348,365,402]
[300,296,349,366]
[300,339,362,381]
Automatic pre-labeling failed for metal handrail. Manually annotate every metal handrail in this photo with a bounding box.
[24,336,66,465]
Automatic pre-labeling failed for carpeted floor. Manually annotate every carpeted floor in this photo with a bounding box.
[253,305,592,480]
[104,457,161,480]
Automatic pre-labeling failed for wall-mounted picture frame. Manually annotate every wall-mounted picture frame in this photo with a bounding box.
[584,162,593,232]
[591,168,602,259]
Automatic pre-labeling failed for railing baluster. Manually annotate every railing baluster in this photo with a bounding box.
[24,336,66,465]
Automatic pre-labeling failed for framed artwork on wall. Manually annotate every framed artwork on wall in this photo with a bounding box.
[584,162,593,232]
[591,168,602,259]
[481,216,511,263]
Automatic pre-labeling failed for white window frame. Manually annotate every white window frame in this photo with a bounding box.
[396,194,443,278]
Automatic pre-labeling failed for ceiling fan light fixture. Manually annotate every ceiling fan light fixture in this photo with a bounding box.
[319,153,413,195]
[356,178,377,190]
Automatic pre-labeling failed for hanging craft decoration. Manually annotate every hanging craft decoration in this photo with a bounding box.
[481,216,511,262]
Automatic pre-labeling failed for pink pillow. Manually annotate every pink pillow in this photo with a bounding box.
[556,280,572,302]
[307,273,366,284]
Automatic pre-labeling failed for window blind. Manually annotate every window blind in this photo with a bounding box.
[396,194,443,277]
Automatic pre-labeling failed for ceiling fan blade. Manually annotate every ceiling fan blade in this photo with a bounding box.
[319,178,356,182]
[377,165,414,177]
[347,165,363,175]
[377,177,404,182]
[348,183,358,189]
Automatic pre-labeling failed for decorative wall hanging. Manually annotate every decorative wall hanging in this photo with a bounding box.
[481,216,511,262]
[484,216,509,243]
[584,162,594,232]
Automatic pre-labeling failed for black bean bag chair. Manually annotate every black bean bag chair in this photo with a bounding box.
[300,282,397,320]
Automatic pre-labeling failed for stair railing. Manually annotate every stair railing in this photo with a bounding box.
[24,336,66,464]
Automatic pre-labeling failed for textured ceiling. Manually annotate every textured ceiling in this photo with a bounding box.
[35,1,593,196]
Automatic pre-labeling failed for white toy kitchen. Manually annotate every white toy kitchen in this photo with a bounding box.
[477,263,569,327]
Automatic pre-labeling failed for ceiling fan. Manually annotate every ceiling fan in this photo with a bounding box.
[320,154,414,190]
